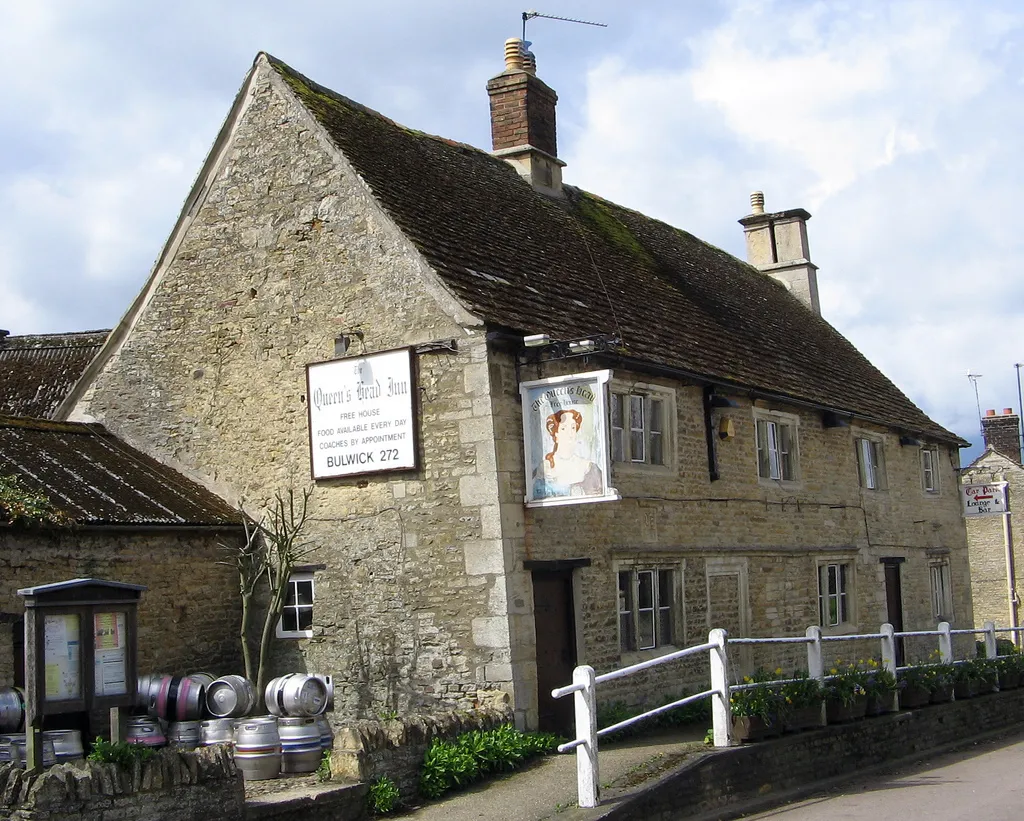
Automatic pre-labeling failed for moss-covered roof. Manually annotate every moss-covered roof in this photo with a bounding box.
[0,330,108,419]
[267,54,960,444]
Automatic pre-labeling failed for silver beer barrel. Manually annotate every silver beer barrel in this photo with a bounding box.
[200,717,236,746]
[314,713,334,751]
[233,716,281,781]
[265,674,328,717]
[150,675,205,721]
[126,715,166,747]
[10,735,56,768]
[277,716,322,773]
[207,675,256,718]
[167,720,202,750]
[42,729,84,763]
[0,687,25,732]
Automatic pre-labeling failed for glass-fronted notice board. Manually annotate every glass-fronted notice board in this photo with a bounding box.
[93,611,128,696]
[43,614,82,701]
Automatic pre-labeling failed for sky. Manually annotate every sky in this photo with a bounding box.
[1,0,1022,463]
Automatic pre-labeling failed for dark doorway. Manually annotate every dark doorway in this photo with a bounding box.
[882,559,905,666]
[531,569,577,735]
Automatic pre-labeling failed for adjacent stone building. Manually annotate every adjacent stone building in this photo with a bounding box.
[53,46,972,731]
[961,408,1024,638]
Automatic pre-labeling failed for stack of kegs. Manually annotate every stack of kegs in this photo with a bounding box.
[206,675,257,719]
[43,729,85,764]
[8,735,56,769]
[0,687,25,733]
[263,674,331,773]
[233,716,282,781]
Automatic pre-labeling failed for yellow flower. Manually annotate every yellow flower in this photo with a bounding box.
[830,668,838,675]
[775,667,783,675]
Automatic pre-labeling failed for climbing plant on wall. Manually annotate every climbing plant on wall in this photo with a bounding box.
[0,474,71,527]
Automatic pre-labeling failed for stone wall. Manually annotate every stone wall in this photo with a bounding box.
[962,451,1024,631]
[488,351,973,719]
[330,701,513,802]
[0,529,243,690]
[72,60,515,723]
[599,688,1024,820]
[0,745,243,821]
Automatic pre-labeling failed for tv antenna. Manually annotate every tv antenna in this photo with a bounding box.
[522,10,608,41]
[967,371,984,435]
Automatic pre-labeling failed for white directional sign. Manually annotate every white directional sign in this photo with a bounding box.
[961,482,1009,517]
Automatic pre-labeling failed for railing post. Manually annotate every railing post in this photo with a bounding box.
[938,621,953,663]
[805,625,826,726]
[984,621,998,658]
[572,665,599,808]
[880,623,899,712]
[709,628,732,748]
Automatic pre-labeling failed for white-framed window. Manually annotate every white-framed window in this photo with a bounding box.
[277,572,315,639]
[930,562,953,622]
[610,386,671,466]
[618,567,674,652]
[754,411,798,481]
[817,562,853,628]
[856,436,887,490]
[921,447,940,494]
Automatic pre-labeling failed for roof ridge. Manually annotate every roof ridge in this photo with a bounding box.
[0,415,107,435]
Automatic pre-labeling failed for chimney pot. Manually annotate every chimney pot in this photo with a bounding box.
[986,409,997,416]
[504,38,525,71]
[750,191,765,214]
[1005,408,1014,415]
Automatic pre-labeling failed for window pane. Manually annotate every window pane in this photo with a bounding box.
[631,430,645,462]
[766,421,781,479]
[620,613,635,651]
[630,395,645,462]
[296,580,314,605]
[650,432,663,465]
[828,564,838,596]
[778,424,793,480]
[618,571,632,612]
[630,395,644,430]
[637,571,654,609]
[756,420,770,478]
[658,608,672,646]
[284,581,298,606]
[638,611,655,650]
[297,606,313,631]
[650,400,663,434]
[281,609,298,632]
[658,570,672,605]
[611,395,624,462]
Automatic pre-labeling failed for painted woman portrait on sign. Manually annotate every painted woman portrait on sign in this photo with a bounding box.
[532,408,604,499]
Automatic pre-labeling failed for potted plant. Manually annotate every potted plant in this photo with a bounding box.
[730,669,783,742]
[863,659,897,716]
[780,670,823,732]
[897,664,932,709]
[824,660,867,723]
[926,659,955,703]
[996,652,1023,690]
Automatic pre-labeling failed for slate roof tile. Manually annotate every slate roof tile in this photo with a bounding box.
[0,416,241,528]
[0,331,107,419]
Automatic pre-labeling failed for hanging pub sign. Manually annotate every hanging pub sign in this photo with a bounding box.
[306,348,418,479]
[961,482,1009,517]
[520,370,619,508]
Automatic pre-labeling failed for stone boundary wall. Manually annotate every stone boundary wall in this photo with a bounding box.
[598,688,1024,820]
[0,745,243,821]
[330,702,514,801]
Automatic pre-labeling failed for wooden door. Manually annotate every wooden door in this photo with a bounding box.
[532,570,577,734]
[883,561,905,666]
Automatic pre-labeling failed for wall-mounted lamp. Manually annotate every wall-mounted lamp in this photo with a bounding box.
[523,333,551,347]
[334,330,364,357]
[718,418,735,440]
[899,435,921,447]
[708,394,739,409]
[568,339,597,354]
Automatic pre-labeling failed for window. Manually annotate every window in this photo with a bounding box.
[817,562,852,628]
[930,563,953,622]
[856,437,887,490]
[755,413,797,481]
[921,447,939,494]
[618,568,674,652]
[610,389,668,466]
[277,572,315,638]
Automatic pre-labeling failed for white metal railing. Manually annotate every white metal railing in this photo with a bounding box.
[551,619,1017,808]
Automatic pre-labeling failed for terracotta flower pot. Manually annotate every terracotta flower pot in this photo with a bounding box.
[825,695,867,724]
[899,685,931,709]
[731,714,779,743]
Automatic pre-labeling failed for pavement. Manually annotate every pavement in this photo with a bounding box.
[399,724,710,821]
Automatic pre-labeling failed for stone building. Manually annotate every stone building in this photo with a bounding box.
[0,416,244,700]
[53,46,971,731]
[961,408,1024,638]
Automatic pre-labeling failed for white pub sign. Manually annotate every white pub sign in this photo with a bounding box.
[306,348,417,479]
[961,482,1009,517]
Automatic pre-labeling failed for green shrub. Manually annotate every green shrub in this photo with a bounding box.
[418,724,559,801]
[87,738,155,768]
[367,775,401,814]
[316,750,331,783]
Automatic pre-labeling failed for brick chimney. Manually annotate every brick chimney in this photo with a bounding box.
[486,38,564,197]
[738,191,820,314]
[982,408,1022,464]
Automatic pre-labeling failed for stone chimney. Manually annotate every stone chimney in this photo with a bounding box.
[982,408,1022,465]
[486,38,565,197]
[738,191,820,314]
